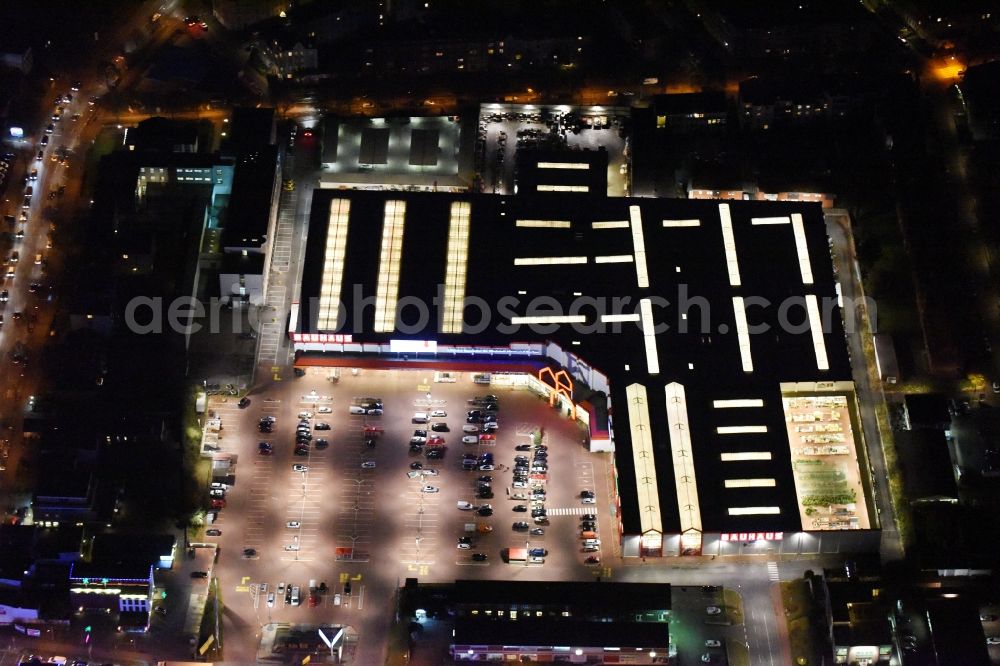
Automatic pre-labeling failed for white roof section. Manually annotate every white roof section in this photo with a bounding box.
[717,425,768,434]
[639,298,660,375]
[629,205,650,288]
[806,294,830,370]
[514,256,588,266]
[665,382,702,534]
[713,399,765,408]
[594,255,634,264]
[791,214,814,285]
[662,219,701,228]
[625,384,663,536]
[316,198,351,331]
[601,313,640,323]
[718,204,742,287]
[373,200,406,332]
[732,296,754,373]
[537,184,589,192]
[592,220,630,229]
[751,216,791,225]
[441,201,471,334]
[536,162,590,169]
[728,506,781,515]
[509,315,587,325]
[721,452,773,461]
[515,219,572,228]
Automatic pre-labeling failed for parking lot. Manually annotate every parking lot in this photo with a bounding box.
[204,366,616,661]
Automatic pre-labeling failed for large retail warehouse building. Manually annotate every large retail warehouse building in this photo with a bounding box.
[291,158,879,557]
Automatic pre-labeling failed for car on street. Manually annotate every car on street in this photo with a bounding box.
[315,422,331,430]
[315,439,329,449]
[705,640,721,648]
[427,436,445,446]
[210,499,226,509]
[287,521,300,528]
[431,409,447,417]
[512,521,530,531]
[581,514,596,521]
[472,553,488,561]
[422,468,439,476]
[238,397,251,408]
[706,606,722,615]
[191,571,208,579]
[209,489,225,498]
[431,422,449,432]
[411,462,424,470]
[361,461,376,469]
[477,506,493,516]
[457,501,476,510]
[513,505,527,512]
[529,548,548,557]
[242,548,257,558]
[462,435,479,444]
[585,555,601,564]
[581,496,596,504]
[421,485,439,493]
[583,544,599,552]
[298,412,313,419]
[426,448,445,459]
[293,464,308,472]
[318,406,332,413]
[515,444,531,451]
[478,463,495,471]
[463,424,480,433]
[206,529,222,536]
[267,592,275,607]
[258,444,273,455]
[530,527,545,536]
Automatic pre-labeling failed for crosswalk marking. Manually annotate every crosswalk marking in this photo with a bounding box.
[544,507,593,516]
[767,561,780,581]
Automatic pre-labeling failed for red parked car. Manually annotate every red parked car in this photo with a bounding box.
[210,498,226,509]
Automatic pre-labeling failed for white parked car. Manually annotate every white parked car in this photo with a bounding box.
[293,464,308,472]
[298,411,313,419]
[706,606,722,615]
[457,501,476,510]
[361,461,376,469]
[529,556,545,564]
[430,409,447,417]
[267,592,275,607]
[284,544,300,551]
[286,521,300,528]
[422,469,439,476]
[462,424,480,433]
[421,485,439,493]
[317,406,332,414]
[462,435,479,444]
[349,405,366,415]
[705,639,721,648]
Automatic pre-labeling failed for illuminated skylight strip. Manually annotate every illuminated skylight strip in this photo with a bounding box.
[537,162,590,170]
[629,205,649,288]
[592,221,630,229]
[516,219,572,228]
[514,256,588,266]
[441,201,470,334]
[373,200,406,333]
[538,184,589,192]
[751,216,791,225]
[662,219,701,228]
[666,382,702,534]
[717,425,768,434]
[732,296,753,372]
[594,255,634,264]
[601,313,640,323]
[510,315,586,325]
[317,198,351,331]
[805,294,829,370]
[719,204,741,286]
[625,384,663,537]
[721,452,773,462]
[639,298,659,375]
[728,506,781,516]
[791,213,814,284]
[725,478,777,488]
[713,399,765,408]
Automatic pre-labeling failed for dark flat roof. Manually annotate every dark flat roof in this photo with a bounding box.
[300,187,851,534]
[897,430,958,501]
[222,145,278,247]
[451,580,669,612]
[453,617,669,649]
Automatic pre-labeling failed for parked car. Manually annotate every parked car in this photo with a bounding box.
[512,521,530,531]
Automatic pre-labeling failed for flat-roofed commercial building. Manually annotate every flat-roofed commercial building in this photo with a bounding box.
[290,162,879,556]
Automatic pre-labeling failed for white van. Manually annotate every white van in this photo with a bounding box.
[290,586,300,605]
[411,412,429,423]
[349,405,366,415]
